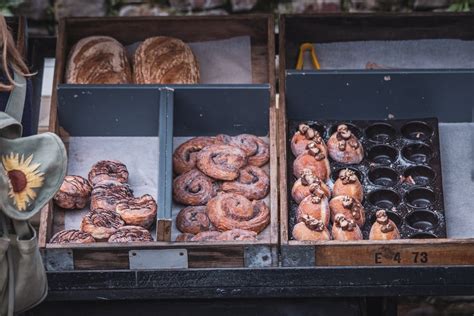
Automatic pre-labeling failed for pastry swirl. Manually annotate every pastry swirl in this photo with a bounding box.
[176,206,215,234]
[80,209,125,240]
[90,180,133,212]
[173,169,218,205]
[190,231,222,242]
[108,226,153,243]
[221,165,269,200]
[217,134,269,167]
[196,145,247,181]
[88,160,129,186]
[173,137,218,175]
[176,233,195,242]
[115,194,157,228]
[216,229,257,241]
[50,229,96,244]
[207,193,270,233]
[291,168,330,204]
[53,175,92,209]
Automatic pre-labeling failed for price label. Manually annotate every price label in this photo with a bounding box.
[374,251,429,265]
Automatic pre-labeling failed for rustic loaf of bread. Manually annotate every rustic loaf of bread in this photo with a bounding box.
[66,36,132,84]
[133,36,200,84]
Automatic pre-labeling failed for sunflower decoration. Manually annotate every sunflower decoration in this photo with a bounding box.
[2,153,45,211]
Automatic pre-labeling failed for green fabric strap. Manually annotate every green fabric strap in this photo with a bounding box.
[0,212,14,316]
[4,70,27,123]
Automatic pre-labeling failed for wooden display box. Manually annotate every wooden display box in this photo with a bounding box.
[278,13,474,267]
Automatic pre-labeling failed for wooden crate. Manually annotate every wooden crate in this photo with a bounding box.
[39,16,278,271]
[278,13,474,267]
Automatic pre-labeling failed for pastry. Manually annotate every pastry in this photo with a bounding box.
[173,169,218,205]
[66,36,132,84]
[176,233,195,242]
[173,137,218,174]
[292,215,331,241]
[115,194,157,228]
[369,210,400,240]
[80,209,125,241]
[329,195,366,227]
[291,168,330,204]
[221,165,270,200]
[53,175,92,209]
[332,213,363,241]
[296,190,331,226]
[88,160,129,186]
[196,144,247,181]
[90,180,133,212]
[207,193,270,233]
[176,206,215,234]
[217,134,269,167]
[133,36,199,84]
[108,226,153,243]
[333,168,363,202]
[293,148,331,181]
[216,229,258,241]
[190,231,222,242]
[291,124,327,157]
[50,229,95,244]
[327,124,364,164]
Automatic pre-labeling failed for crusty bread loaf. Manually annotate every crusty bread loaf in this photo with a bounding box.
[133,36,200,84]
[66,36,132,84]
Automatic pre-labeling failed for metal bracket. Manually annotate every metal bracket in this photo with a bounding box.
[43,249,74,271]
[129,249,188,270]
[281,245,315,267]
[244,245,274,268]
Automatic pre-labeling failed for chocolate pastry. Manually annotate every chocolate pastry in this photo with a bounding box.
[90,180,133,212]
[207,193,270,233]
[80,209,125,241]
[66,36,132,84]
[369,210,400,240]
[217,134,269,167]
[115,194,157,228]
[291,168,330,204]
[173,169,218,205]
[176,233,195,242]
[53,175,92,209]
[329,195,366,227]
[221,165,270,200]
[173,137,218,175]
[133,36,199,84]
[196,144,247,181]
[50,229,96,244]
[108,226,153,243]
[291,124,327,157]
[293,148,331,181]
[327,124,364,164]
[332,213,363,241]
[88,160,129,186]
[216,229,258,241]
[190,231,222,242]
[296,190,331,226]
[292,215,331,241]
[176,206,215,234]
[333,169,363,202]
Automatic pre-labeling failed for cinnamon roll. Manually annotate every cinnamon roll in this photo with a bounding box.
[329,195,366,227]
[217,134,269,167]
[216,229,258,241]
[88,160,129,185]
[53,175,92,209]
[190,231,221,241]
[173,169,218,205]
[80,209,125,241]
[90,180,133,212]
[50,229,96,244]
[207,193,270,233]
[291,124,327,157]
[115,194,157,228]
[293,148,331,181]
[291,168,330,204]
[221,165,270,200]
[296,190,331,226]
[176,233,195,242]
[173,137,218,175]
[369,210,400,240]
[333,168,364,202]
[176,206,215,234]
[108,226,153,243]
[332,213,363,241]
[327,124,364,164]
[196,144,247,180]
[292,215,331,241]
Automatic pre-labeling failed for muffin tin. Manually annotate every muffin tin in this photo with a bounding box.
[287,118,446,239]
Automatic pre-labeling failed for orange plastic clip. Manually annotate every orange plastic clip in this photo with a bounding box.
[296,43,321,70]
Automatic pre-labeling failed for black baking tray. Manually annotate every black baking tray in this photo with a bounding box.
[286,118,446,240]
